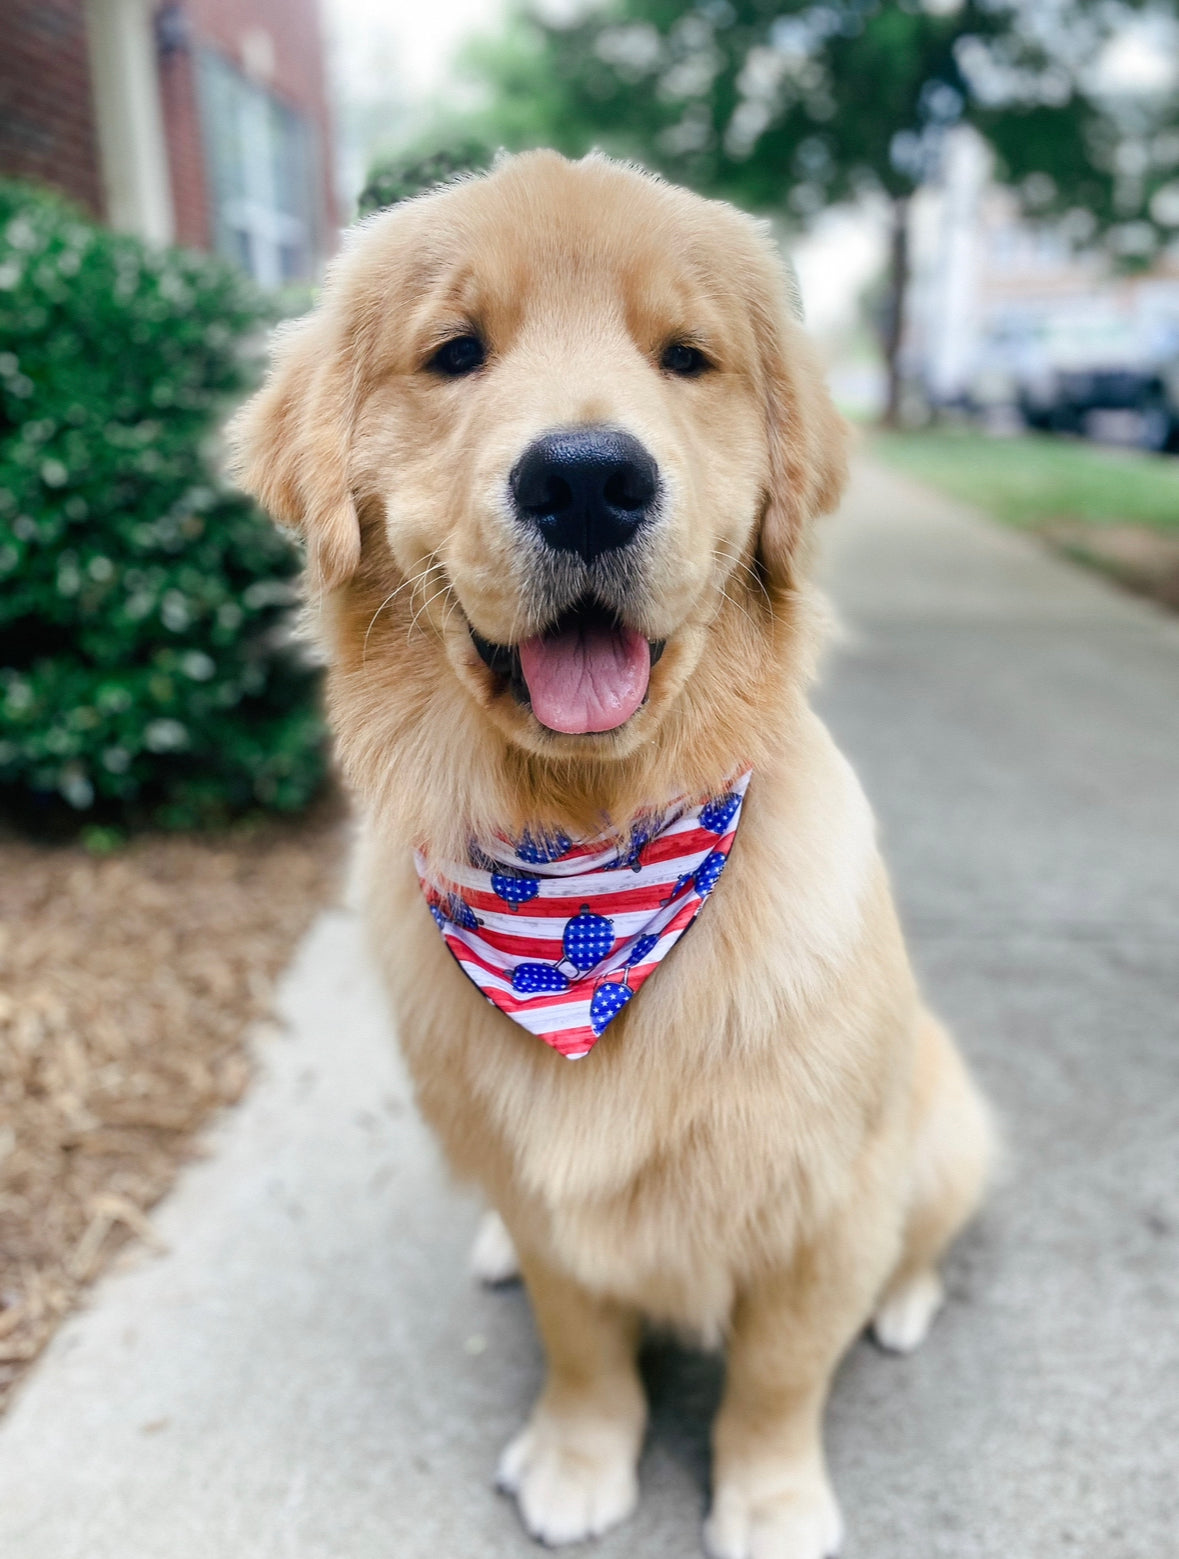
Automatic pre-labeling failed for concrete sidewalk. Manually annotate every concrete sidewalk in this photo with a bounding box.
[1,456,1176,1558]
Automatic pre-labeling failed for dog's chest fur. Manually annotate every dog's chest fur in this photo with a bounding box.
[363,714,917,1336]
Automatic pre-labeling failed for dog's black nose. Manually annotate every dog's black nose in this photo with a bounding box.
[510,428,659,563]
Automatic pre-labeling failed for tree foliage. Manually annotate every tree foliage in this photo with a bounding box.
[457,0,1178,260]
[354,1,1177,420]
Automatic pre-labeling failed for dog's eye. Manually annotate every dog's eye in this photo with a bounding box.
[428,335,486,376]
[661,342,709,377]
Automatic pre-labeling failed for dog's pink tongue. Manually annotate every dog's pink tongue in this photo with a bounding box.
[519,621,650,734]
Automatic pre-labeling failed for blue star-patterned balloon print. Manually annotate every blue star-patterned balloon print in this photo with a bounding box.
[490,870,540,909]
[441,894,481,931]
[607,818,657,871]
[693,850,728,897]
[517,827,572,864]
[625,933,660,968]
[590,979,633,1035]
[669,869,696,901]
[563,904,614,972]
[700,793,741,835]
[512,963,571,995]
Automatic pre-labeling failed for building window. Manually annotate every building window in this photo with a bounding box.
[196,49,319,287]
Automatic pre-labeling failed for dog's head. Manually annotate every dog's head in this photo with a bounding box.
[231,152,847,839]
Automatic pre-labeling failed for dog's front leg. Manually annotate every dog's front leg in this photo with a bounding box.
[705,1239,880,1559]
[497,1246,646,1546]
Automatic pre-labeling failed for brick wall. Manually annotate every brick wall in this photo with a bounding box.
[0,0,337,270]
[0,0,105,217]
[162,0,337,260]
[157,21,210,250]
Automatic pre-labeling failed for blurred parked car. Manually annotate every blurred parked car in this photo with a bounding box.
[1012,311,1179,452]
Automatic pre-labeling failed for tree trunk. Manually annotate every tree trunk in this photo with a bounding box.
[882,195,910,429]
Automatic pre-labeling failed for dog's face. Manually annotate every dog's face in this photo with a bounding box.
[232,152,846,784]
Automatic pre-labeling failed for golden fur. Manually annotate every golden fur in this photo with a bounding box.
[231,150,992,1559]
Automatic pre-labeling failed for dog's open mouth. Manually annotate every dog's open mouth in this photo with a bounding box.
[470,598,665,735]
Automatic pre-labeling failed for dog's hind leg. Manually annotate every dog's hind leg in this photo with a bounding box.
[497,1247,646,1546]
[470,1208,521,1286]
[871,1013,993,1355]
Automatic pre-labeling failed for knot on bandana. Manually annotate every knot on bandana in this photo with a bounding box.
[415,769,752,1059]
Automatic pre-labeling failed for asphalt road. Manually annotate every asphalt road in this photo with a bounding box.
[0,454,1175,1558]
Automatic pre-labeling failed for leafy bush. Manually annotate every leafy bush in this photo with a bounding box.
[0,182,326,829]
[358,139,493,216]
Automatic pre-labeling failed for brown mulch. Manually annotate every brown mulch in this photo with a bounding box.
[1043,523,1179,612]
[0,799,346,1412]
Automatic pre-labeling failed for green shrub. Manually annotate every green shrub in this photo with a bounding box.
[358,139,494,216]
[0,182,326,829]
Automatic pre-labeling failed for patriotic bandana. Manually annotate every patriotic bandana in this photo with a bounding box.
[415,769,752,1059]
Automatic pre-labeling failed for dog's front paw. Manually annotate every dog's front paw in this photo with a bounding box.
[704,1469,843,1559]
[470,1209,521,1286]
[871,1268,945,1354]
[496,1409,640,1545]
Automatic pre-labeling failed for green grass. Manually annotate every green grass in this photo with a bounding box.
[870,429,1179,534]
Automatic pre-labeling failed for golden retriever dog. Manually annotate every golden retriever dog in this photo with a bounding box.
[230,150,992,1559]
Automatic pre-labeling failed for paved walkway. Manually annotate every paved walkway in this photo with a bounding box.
[1,456,1176,1558]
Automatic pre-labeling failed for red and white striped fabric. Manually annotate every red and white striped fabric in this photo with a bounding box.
[415,769,752,1059]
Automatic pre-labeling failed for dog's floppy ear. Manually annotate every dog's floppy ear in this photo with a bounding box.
[228,312,361,592]
[750,252,849,589]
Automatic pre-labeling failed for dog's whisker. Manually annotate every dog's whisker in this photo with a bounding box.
[730,553,776,622]
[744,564,776,624]
[409,554,444,599]
[710,554,760,635]
[408,582,455,642]
[712,543,776,627]
[363,557,446,663]
[442,591,465,638]
[408,581,452,637]
[719,587,760,635]
[406,577,435,627]
[406,556,446,617]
